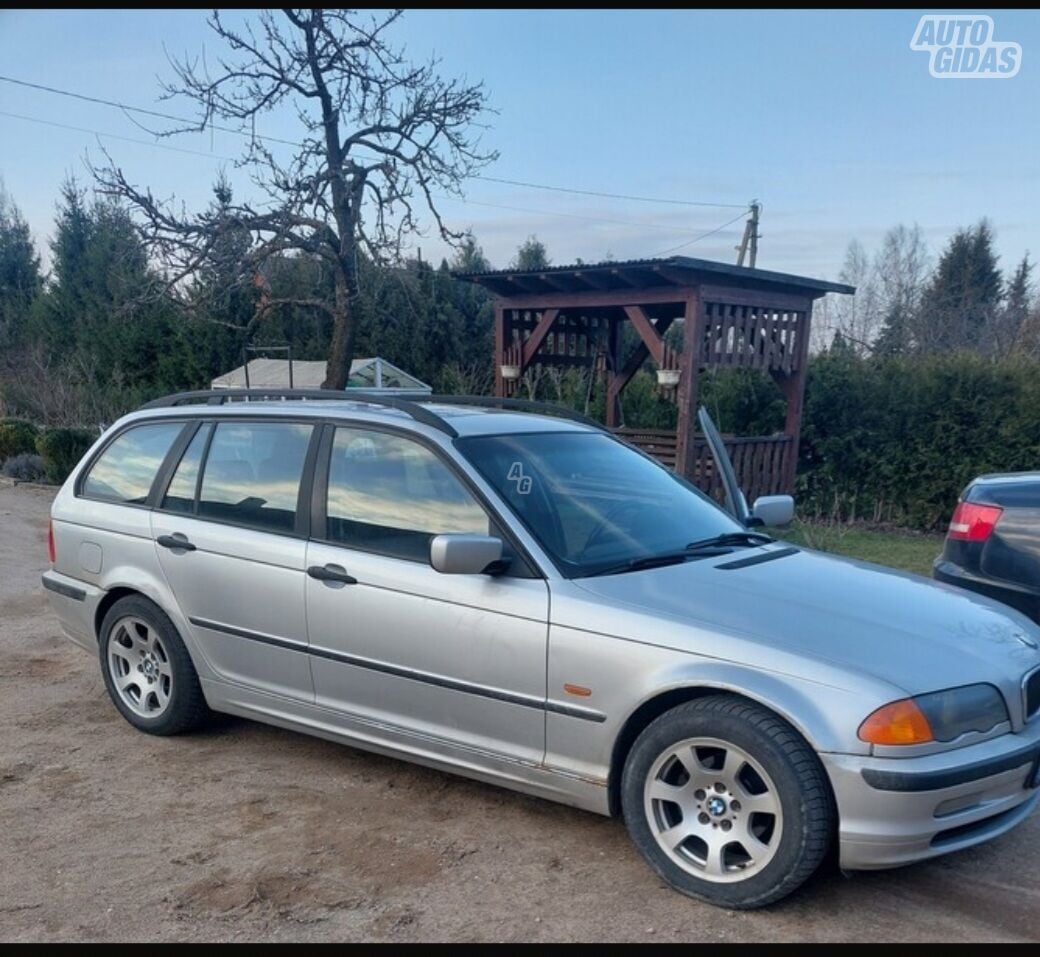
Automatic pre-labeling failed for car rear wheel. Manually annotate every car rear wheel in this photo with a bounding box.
[99,595,211,735]
[621,694,834,909]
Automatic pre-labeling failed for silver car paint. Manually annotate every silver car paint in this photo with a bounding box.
[42,400,1040,872]
[305,537,550,766]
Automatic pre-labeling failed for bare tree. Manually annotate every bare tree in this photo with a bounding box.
[94,8,496,388]
[873,224,930,354]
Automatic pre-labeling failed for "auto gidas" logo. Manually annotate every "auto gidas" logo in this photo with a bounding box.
[910,14,1021,79]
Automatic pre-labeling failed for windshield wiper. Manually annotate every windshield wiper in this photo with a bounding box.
[587,552,693,577]
[586,531,775,578]
[684,531,774,552]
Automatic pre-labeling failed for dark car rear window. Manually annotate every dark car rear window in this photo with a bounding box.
[967,480,1040,508]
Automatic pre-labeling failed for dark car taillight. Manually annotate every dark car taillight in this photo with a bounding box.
[948,501,1003,542]
[47,520,55,564]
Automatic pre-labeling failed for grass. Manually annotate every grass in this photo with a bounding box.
[769,520,945,577]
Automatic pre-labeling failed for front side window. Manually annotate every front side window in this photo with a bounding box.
[82,422,184,504]
[457,431,742,577]
[197,422,313,532]
[326,427,488,561]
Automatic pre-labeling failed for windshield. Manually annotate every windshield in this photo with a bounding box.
[457,431,744,578]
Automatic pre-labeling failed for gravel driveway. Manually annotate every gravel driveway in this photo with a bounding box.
[1,483,1038,942]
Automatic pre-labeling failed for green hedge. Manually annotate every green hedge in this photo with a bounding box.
[0,418,39,463]
[798,352,1040,528]
[35,427,97,485]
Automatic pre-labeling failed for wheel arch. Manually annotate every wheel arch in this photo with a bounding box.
[91,572,207,678]
[94,585,145,639]
[606,674,843,818]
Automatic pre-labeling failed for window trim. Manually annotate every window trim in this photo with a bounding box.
[311,420,544,578]
[75,418,194,509]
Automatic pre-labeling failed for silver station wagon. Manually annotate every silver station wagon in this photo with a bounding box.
[42,390,1040,909]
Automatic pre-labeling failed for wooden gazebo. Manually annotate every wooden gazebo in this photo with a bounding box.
[454,256,854,501]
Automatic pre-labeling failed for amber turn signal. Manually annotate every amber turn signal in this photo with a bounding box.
[858,698,934,745]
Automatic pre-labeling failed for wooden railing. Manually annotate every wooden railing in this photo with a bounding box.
[615,428,793,501]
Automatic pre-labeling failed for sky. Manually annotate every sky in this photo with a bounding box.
[0,8,1037,283]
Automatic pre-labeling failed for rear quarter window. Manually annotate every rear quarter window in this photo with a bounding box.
[81,422,185,504]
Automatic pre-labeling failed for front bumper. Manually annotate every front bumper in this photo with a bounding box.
[822,719,1040,870]
[41,569,103,653]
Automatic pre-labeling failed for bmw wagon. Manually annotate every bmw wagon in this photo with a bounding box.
[42,390,1040,909]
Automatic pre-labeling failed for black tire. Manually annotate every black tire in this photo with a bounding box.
[621,694,834,909]
[98,594,212,735]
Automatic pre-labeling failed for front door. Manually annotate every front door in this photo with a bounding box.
[304,425,549,765]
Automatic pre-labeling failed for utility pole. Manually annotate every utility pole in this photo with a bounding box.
[735,200,761,268]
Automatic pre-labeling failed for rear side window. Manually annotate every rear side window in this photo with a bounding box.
[197,422,313,532]
[325,427,488,560]
[969,481,1040,509]
[81,422,184,504]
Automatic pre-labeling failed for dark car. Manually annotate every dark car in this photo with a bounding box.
[933,472,1040,623]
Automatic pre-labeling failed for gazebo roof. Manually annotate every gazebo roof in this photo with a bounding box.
[454,255,855,299]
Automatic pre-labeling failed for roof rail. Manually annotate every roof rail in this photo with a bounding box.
[424,395,606,432]
[138,388,459,437]
[139,389,606,436]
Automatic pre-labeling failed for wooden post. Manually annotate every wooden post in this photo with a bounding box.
[776,303,814,493]
[494,304,506,398]
[605,317,622,428]
[675,288,702,479]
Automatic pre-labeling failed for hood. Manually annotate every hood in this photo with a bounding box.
[566,544,1040,703]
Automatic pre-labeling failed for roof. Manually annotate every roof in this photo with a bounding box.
[211,357,431,393]
[453,255,855,298]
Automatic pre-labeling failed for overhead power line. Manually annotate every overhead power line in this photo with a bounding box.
[653,210,750,256]
[0,109,239,162]
[0,74,749,210]
[464,175,747,209]
[0,109,740,244]
[435,195,720,233]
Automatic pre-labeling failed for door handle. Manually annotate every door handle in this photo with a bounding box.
[157,534,196,552]
[307,564,357,585]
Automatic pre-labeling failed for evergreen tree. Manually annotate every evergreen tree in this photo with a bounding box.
[915,220,1002,353]
[1000,254,1033,355]
[0,184,42,345]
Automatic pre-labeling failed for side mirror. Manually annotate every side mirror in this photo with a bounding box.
[430,534,507,575]
[750,494,795,528]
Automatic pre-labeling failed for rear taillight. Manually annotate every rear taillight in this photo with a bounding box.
[47,520,56,564]
[948,501,1003,542]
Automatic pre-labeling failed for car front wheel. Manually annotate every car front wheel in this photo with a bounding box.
[621,694,834,909]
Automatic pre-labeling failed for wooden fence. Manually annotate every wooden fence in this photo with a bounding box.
[614,427,793,502]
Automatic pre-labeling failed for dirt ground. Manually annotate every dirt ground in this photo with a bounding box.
[1,483,1038,943]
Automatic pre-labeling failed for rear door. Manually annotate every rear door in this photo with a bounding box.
[304,424,550,764]
[151,417,319,701]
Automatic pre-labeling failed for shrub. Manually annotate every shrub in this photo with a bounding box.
[1,452,46,482]
[0,418,39,463]
[35,427,96,484]
[798,351,1040,529]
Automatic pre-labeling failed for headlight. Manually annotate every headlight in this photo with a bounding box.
[858,683,1009,746]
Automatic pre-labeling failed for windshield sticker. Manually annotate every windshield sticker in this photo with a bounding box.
[507,462,533,495]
